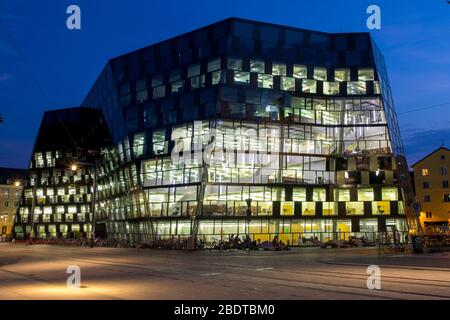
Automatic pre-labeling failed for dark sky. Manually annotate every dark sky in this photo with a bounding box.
[0,0,449,169]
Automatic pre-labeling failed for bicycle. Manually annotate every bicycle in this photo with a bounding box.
[381,241,412,254]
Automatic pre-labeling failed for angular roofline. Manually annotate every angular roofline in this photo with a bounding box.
[411,146,450,167]
[43,106,95,114]
[108,16,372,63]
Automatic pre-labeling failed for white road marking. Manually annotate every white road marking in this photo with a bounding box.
[200,272,222,276]
[255,267,273,271]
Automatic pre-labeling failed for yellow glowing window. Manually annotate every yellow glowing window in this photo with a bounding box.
[323,202,337,216]
[345,202,364,215]
[422,168,429,176]
[281,202,294,216]
[334,69,350,82]
[302,202,316,216]
[372,201,390,215]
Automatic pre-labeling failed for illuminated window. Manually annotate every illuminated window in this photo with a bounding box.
[422,168,429,176]
[334,69,350,82]
[346,202,364,215]
[257,74,273,88]
[281,202,294,216]
[313,188,326,201]
[171,80,185,94]
[398,201,405,214]
[374,81,381,94]
[358,68,375,81]
[337,220,351,239]
[360,219,377,233]
[250,59,265,73]
[234,71,250,85]
[133,132,145,157]
[212,70,222,85]
[323,82,339,95]
[302,202,315,216]
[153,130,167,155]
[281,77,295,91]
[313,67,327,81]
[358,188,374,201]
[293,65,307,79]
[293,188,306,201]
[334,189,350,201]
[302,79,317,93]
[323,202,337,216]
[272,63,286,76]
[347,81,366,95]
[372,201,390,215]
[382,187,398,201]
[34,153,44,168]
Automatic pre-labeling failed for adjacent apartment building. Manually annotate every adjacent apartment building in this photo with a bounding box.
[0,167,26,236]
[16,18,415,243]
[411,147,450,230]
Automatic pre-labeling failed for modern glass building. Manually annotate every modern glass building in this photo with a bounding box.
[14,107,111,239]
[18,18,416,244]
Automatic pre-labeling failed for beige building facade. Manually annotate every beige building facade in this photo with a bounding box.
[0,168,27,236]
[412,147,450,230]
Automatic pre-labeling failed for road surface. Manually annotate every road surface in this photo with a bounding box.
[0,243,449,299]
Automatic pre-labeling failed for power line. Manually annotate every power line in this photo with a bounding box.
[397,101,450,115]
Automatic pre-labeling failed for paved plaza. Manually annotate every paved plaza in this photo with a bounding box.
[0,243,449,299]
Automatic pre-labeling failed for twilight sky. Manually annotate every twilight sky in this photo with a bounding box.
[0,0,449,168]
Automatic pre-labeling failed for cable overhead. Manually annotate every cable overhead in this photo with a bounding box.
[397,101,450,115]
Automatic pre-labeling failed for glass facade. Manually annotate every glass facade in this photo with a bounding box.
[14,108,111,239]
[18,18,413,243]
